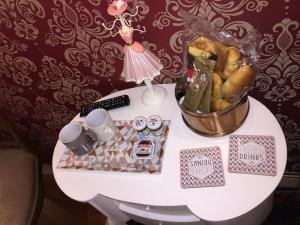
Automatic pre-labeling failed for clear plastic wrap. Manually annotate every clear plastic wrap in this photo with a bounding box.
[179,11,261,113]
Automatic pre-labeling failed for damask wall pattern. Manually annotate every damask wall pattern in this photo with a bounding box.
[0,0,299,172]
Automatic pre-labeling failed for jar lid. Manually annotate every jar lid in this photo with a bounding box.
[147,115,162,130]
[133,116,147,131]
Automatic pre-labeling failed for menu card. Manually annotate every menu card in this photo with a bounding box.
[180,147,225,188]
[228,135,276,176]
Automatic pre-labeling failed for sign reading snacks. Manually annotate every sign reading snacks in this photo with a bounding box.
[180,147,225,188]
[228,135,276,176]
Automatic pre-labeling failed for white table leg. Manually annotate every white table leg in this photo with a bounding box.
[89,194,129,225]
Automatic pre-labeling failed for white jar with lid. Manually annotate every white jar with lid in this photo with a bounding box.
[133,116,149,136]
[147,115,163,136]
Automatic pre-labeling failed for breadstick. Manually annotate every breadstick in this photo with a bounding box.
[214,41,227,74]
[221,47,241,79]
[211,98,231,111]
[222,65,255,98]
[212,72,223,99]
[188,37,216,58]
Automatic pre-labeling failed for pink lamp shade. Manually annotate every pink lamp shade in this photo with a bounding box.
[119,26,162,84]
[121,47,163,84]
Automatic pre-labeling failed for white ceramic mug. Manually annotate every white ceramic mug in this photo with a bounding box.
[59,122,97,156]
[85,109,118,142]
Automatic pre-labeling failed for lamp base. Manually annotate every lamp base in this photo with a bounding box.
[142,85,167,106]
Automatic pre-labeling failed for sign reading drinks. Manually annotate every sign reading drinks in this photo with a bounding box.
[189,155,214,179]
[238,141,266,166]
[180,147,225,188]
[228,135,276,176]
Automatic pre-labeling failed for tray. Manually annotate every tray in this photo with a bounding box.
[57,120,170,174]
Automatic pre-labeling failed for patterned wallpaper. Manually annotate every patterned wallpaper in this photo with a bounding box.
[0,0,299,172]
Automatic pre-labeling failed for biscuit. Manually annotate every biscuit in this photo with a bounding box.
[222,65,255,98]
[222,47,241,79]
[188,37,216,58]
[211,98,231,111]
[212,72,223,99]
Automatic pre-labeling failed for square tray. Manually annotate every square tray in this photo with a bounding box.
[57,120,170,174]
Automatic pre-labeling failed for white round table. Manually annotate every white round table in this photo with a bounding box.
[52,84,287,225]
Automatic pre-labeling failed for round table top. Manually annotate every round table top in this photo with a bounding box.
[52,83,287,222]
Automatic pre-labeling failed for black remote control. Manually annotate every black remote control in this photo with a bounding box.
[80,95,130,117]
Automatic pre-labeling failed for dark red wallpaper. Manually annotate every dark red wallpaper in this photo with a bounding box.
[0,0,299,172]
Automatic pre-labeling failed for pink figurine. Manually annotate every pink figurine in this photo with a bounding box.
[102,0,166,106]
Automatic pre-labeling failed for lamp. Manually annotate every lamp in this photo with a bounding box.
[102,0,167,106]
